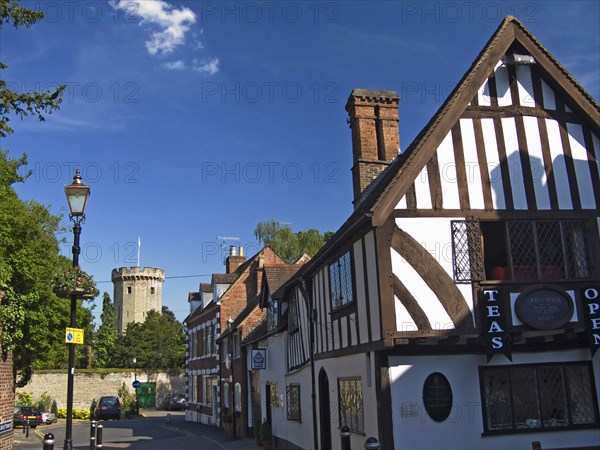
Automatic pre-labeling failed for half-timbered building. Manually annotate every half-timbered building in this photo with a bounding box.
[279,16,599,450]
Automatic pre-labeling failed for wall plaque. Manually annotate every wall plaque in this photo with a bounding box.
[515,286,573,330]
[422,372,452,422]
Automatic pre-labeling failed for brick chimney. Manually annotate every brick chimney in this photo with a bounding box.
[226,245,246,274]
[345,89,400,207]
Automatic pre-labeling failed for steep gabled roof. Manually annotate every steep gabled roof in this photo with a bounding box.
[260,264,303,308]
[284,15,600,283]
[369,15,600,226]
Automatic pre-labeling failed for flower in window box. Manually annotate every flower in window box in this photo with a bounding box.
[53,266,99,299]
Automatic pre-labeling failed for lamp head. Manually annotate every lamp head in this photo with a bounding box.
[64,169,90,218]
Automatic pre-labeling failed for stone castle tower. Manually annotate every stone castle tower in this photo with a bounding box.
[111,267,166,334]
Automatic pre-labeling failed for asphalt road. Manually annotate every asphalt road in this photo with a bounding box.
[13,410,261,450]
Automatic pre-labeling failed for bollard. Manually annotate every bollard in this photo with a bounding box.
[43,432,55,450]
[96,424,103,449]
[364,436,381,450]
[90,420,97,450]
[25,418,29,438]
[166,413,171,423]
[340,425,351,450]
[532,442,542,450]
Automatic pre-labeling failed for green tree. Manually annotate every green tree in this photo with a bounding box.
[254,219,332,263]
[93,292,119,368]
[113,307,185,369]
[0,1,95,386]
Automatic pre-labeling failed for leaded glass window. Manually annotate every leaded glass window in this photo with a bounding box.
[329,251,354,310]
[338,377,364,433]
[480,362,599,433]
[286,384,301,421]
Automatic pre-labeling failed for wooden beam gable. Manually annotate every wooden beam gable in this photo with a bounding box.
[371,16,600,226]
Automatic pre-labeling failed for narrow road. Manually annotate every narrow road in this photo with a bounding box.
[14,410,261,450]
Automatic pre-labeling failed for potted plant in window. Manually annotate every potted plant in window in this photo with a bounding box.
[53,266,99,299]
[260,420,272,450]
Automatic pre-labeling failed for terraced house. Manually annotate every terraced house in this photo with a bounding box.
[185,16,599,450]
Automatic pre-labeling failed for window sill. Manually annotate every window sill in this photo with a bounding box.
[330,302,355,319]
[482,422,600,437]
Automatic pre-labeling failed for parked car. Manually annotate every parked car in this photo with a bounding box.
[41,412,57,424]
[94,396,121,420]
[13,406,43,428]
[164,394,187,411]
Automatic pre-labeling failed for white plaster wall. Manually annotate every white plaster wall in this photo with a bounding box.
[393,217,473,330]
[315,352,378,450]
[389,350,600,450]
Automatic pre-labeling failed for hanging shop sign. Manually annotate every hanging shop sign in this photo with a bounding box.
[581,287,600,356]
[251,349,267,370]
[480,289,511,362]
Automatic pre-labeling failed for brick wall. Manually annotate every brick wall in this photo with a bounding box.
[15,370,184,410]
[0,350,14,450]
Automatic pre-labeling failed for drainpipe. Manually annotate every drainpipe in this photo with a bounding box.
[300,277,319,450]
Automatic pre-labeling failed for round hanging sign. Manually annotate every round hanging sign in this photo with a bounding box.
[422,372,453,422]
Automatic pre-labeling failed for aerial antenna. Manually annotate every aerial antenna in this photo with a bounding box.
[137,236,141,267]
[217,236,240,264]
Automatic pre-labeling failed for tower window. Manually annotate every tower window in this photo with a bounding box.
[151,287,156,294]
[127,286,132,294]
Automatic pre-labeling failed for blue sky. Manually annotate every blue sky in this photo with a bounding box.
[2,1,599,324]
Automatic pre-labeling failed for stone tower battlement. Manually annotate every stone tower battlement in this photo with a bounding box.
[112,267,165,334]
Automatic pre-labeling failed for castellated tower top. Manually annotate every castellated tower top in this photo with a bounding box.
[111,267,166,334]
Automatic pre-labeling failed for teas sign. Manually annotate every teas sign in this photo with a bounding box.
[480,289,511,362]
[581,287,600,356]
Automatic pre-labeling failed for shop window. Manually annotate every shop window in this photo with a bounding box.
[452,219,592,283]
[329,251,354,310]
[480,362,599,433]
[338,377,364,434]
[286,384,301,422]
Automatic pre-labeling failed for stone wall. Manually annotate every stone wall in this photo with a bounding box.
[16,370,184,410]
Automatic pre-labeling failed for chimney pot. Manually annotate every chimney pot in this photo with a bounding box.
[229,245,236,256]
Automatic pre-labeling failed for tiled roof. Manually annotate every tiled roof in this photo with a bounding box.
[264,265,302,298]
[200,283,212,292]
[212,273,237,284]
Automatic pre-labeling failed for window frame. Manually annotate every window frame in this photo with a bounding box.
[337,377,364,434]
[232,331,240,359]
[451,219,593,283]
[328,250,355,311]
[286,384,301,422]
[479,361,600,435]
[234,382,242,412]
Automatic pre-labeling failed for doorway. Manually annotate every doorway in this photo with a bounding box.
[318,369,331,450]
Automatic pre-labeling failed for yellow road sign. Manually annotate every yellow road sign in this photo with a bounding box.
[65,327,84,345]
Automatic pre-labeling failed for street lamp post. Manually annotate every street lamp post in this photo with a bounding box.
[63,169,90,450]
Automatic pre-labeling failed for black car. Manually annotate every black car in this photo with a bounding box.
[94,396,121,420]
[13,406,43,428]
[164,394,187,411]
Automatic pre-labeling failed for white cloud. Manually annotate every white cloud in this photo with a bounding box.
[110,0,196,55]
[162,60,186,70]
[192,58,220,75]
